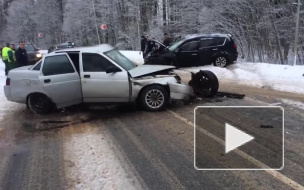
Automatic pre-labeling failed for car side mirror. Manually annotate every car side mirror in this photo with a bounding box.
[174,48,180,53]
[106,66,122,73]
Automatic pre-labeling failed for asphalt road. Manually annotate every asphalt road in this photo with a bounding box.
[0,82,304,190]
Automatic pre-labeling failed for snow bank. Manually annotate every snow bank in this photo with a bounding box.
[179,62,304,95]
[118,50,304,94]
[0,60,21,120]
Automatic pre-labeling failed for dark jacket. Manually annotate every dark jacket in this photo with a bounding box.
[163,37,172,47]
[146,40,156,53]
[141,37,147,52]
[15,47,28,67]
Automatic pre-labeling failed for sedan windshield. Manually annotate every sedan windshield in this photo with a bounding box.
[104,49,136,71]
[168,38,186,51]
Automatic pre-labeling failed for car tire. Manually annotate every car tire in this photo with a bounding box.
[28,94,53,114]
[140,85,169,111]
[188,70,219,97]
[213,56,228,67]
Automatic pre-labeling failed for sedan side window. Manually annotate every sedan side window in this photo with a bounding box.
[180,41,199,51]
[42,55,75,76]
[32,61,42,70]
[82,53,114,72]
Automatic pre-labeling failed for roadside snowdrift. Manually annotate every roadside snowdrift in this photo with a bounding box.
[120,52,304,95]
[179,62,304,94]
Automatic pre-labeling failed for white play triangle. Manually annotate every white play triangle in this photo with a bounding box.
[225,123,255,154]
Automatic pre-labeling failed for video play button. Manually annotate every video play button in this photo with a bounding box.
[195,107,283,170]
[225,123,254,153]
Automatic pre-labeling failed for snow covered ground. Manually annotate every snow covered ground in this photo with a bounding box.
[179,62,304,95]
[0,61,21,120]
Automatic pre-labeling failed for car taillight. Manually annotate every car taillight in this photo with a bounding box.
[6,78,10,86]
[233,44,237,49]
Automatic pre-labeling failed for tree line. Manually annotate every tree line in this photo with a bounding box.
[0,0,303,65]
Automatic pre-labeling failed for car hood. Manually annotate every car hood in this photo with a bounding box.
[128,65,175,78]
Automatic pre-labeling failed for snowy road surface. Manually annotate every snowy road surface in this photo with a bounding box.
[1,59,304,189]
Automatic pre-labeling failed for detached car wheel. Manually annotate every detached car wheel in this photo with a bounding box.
[140,85,169,111]
[214,56,228,67]
[28,94,53,114]
[188,70,219,97]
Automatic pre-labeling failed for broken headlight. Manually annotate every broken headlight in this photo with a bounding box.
[174,75,182,83]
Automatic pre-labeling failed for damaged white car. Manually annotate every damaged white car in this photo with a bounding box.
[4,44,219,114]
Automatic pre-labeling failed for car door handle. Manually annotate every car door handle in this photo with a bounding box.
[44,79,51,83]
[84,75,90,78]
[192,54,197,55]
[213,48,218,50]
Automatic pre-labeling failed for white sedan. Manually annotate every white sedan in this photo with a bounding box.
[4,44,219,114]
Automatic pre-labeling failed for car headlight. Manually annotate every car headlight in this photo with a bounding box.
[36,53,42,58]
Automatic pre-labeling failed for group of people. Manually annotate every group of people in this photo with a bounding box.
[140,33,172,58]
[0,41,28,76]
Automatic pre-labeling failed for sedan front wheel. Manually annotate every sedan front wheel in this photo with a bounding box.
[140,85,169,111]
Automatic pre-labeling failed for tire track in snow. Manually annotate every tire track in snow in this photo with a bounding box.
[62,122,143,190]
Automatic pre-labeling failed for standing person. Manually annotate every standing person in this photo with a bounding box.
[140,35,148,58]
[146,38,156,55]
[163,33,172,47]
[6,44,17,73]
[1,43,10,75]
[15,41,29,67]
[10,43,16,51]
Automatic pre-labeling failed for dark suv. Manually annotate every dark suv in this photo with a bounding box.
[48,41,75,53]
[145,34,238,68]
[15,42,42,65]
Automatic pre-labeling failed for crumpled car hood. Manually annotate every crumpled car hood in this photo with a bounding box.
[128,65,175,78]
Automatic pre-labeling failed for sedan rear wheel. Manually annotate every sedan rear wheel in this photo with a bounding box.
[140,86,169,111]
[28,94,53,114]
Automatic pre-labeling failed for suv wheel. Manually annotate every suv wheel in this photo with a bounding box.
[214,56,228,67]
[28,94,53,114]
[140,85,169,111]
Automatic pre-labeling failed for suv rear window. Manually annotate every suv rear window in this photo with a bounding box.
[200,37,226,48]
[42,55,75,76]
[15,44,35,51]
[181,41,199,51]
